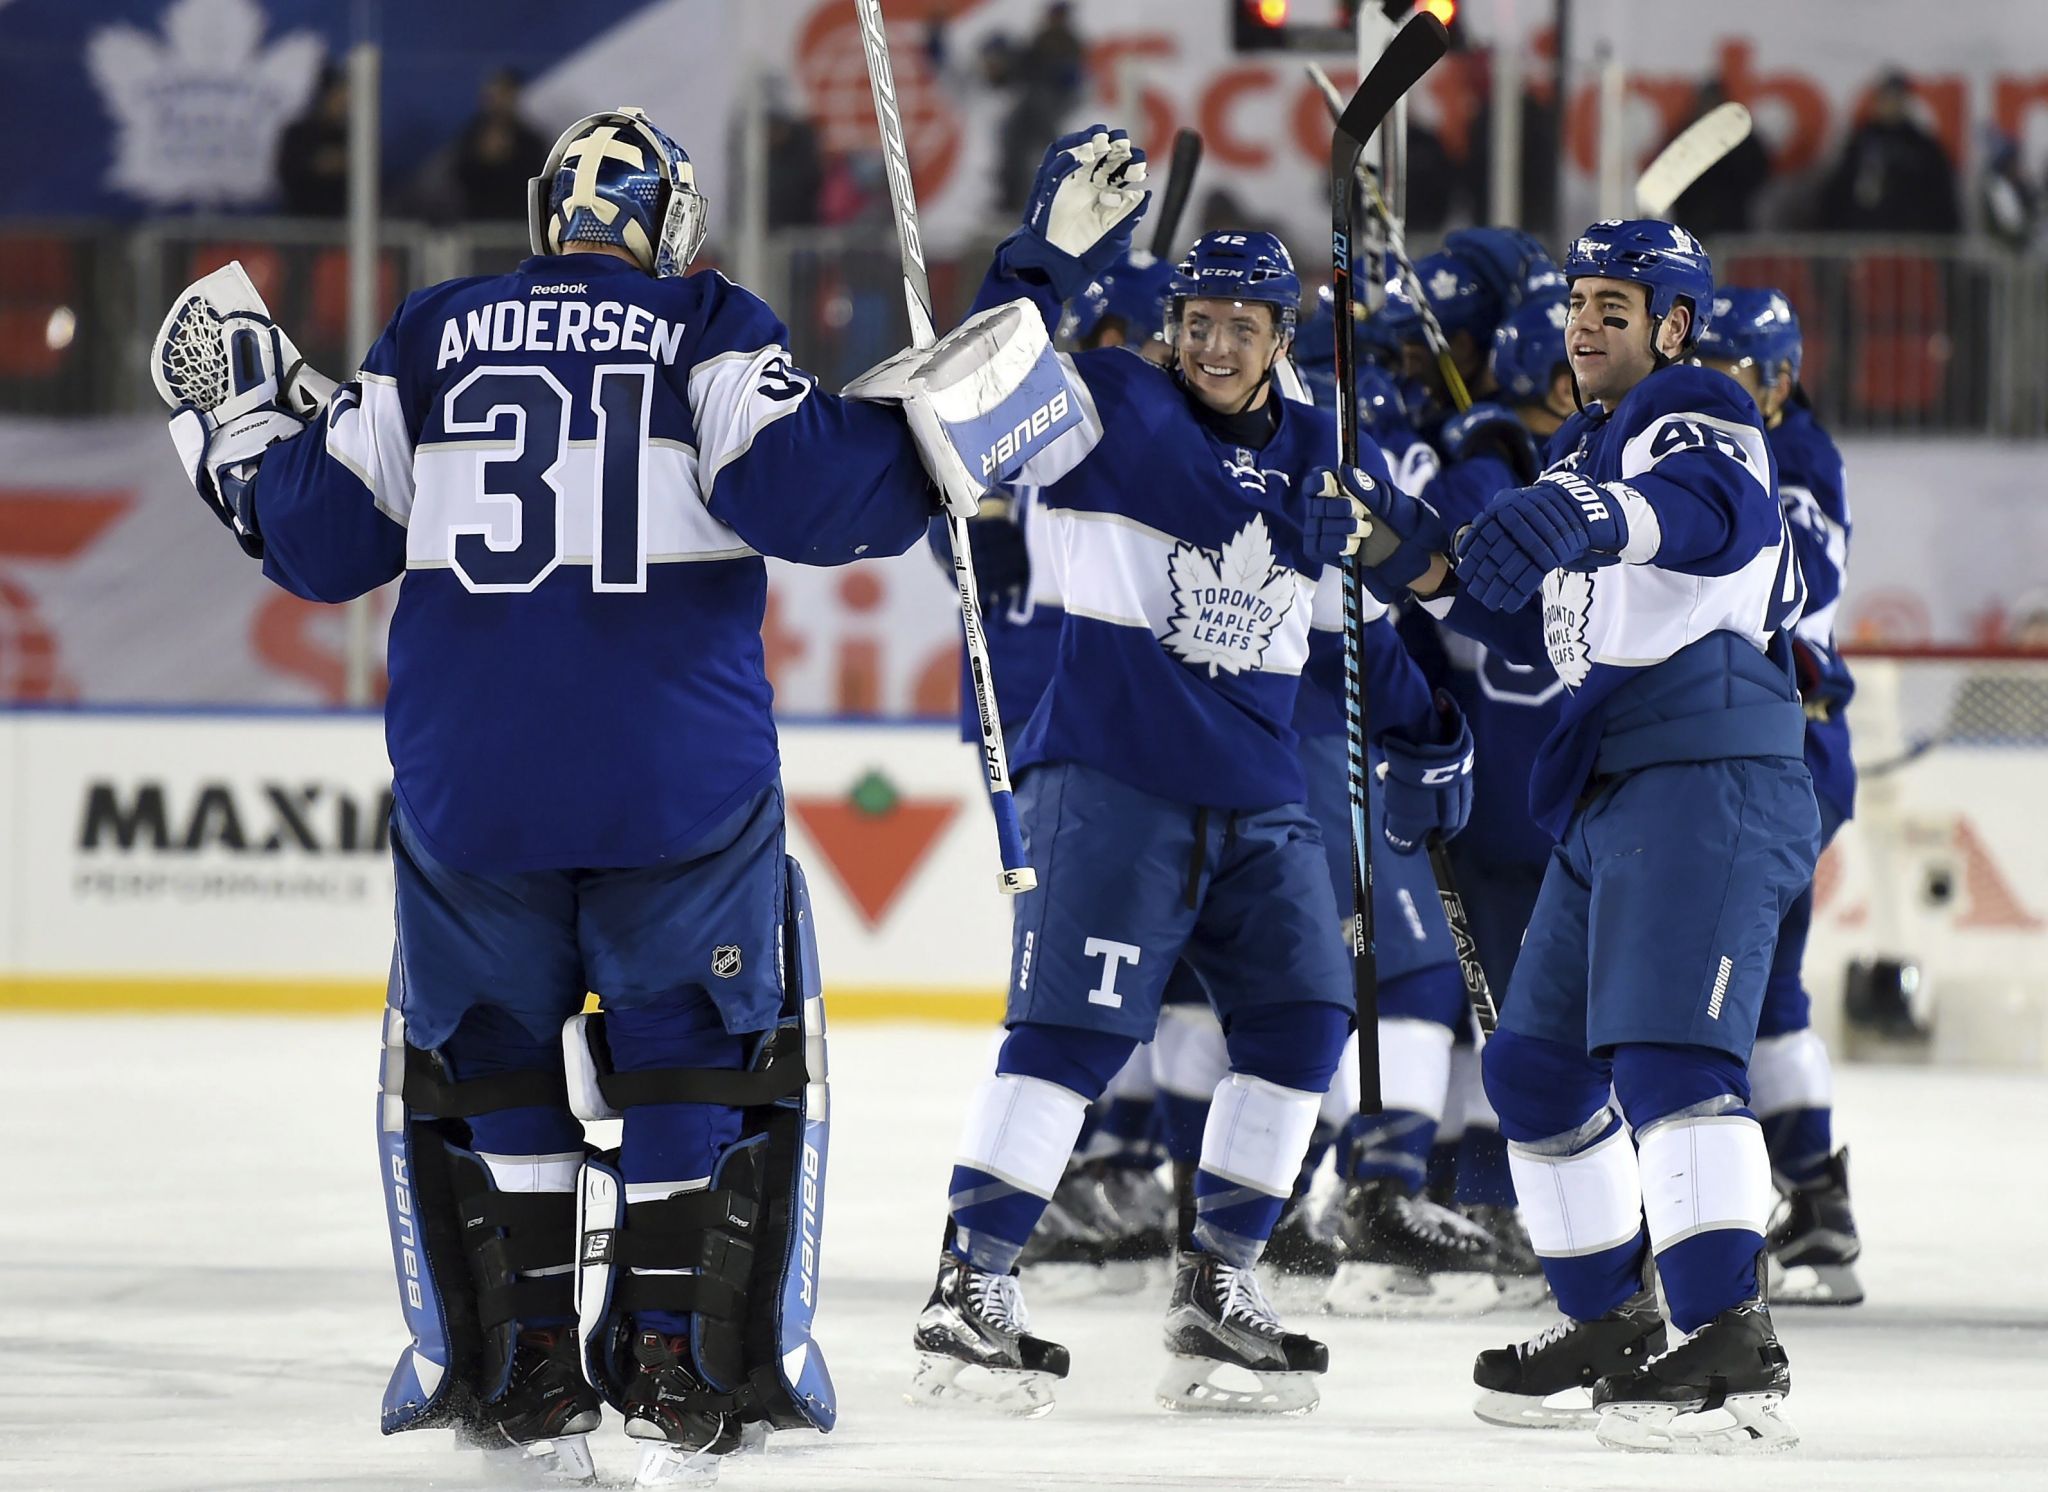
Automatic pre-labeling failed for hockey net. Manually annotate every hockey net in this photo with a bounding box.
[1808,648,2048,1068]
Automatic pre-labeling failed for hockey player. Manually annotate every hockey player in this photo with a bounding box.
[907,128,1471,1418]
[1348,220,1820,1452]
[1694,287,1865,1305]
[157,108,1048,1486]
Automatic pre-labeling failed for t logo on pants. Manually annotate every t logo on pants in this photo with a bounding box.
[1084,937,1141,1008]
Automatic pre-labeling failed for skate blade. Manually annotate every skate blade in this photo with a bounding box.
[631,1439,723,1488]
[907,1351,1060,1419]
[1155,1354,1320,1416]
[474,1430,598,1486]
[1472,1387,1596,1430]
[1768,1256,1865,1306]
[1595,1392,1798,1455]
[1326,1262,1501,1318]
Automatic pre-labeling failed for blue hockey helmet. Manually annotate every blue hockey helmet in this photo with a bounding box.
[1378,251,1503,346]
[1168,231,1302,333]
[1564,218,1714,347]
[1693,286,1803,387]
[1442,226,1566,308]
[1062,254,1177,347]
[1492,291,1572,406]
[1290,282,1338,373]
[529,107,708,279]
[1355,362,1411,438]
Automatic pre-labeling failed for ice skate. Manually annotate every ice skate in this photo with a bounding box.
[1016,1163,1115,1270]
[1091,1161,1175,1263]
[1471,1288,1666,1429]
[1767,1147,1864,1306]
[910,1253,1070,1417]
[1157,1250,1327,1415]
[460,1326,601,1485]
[1263,1193,1341,1280]
[1462,1202,1551,1309]
[1327,1177,1504,1316]
[618,1330,742,1487]
[1592,1297,1797,1453]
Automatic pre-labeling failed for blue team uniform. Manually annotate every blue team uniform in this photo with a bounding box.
[249,252,932,1053]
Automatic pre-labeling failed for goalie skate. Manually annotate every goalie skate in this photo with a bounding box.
[910,1255,1069,1417]
[1472,1288,1665,1429]
[1157,1251,1326,1416]
[1327,1178,1503,1317]
[1592,1298,1797,1454]
[459,1326,601,1486]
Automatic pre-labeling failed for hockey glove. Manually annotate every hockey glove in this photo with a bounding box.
[1377,691,1474,855]
[965,506,1031,599]
[1011,125,1150,283]
[1455,472,1641,613]
[1439,401,1540,484]
[165,312,312,558]
[1305,464,1451,604]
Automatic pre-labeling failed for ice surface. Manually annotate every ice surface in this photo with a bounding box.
[3,1016,2043,1491]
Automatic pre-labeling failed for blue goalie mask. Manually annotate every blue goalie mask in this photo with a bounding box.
[528,107,709,279]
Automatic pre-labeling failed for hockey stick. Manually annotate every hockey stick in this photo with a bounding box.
[1636,101,1753,218]
[1321,51,1499,1041]
[1148,128,1204,261]
[854,0,1036,895]
[1333,14,1453,1113]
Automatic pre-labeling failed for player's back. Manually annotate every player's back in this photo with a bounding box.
[333,252,928,871]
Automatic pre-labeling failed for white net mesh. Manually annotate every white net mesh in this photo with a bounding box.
[1849,650,2048,772]
[158,295,231,413]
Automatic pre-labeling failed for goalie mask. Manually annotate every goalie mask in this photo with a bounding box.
[529,108,708,279]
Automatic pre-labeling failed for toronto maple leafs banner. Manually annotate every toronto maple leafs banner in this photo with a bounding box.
[0,0,671,217]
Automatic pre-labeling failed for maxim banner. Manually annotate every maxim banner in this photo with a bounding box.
[2,417,2043,709]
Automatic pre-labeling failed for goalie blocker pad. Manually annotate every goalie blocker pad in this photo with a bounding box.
[376,1008,582,1436]
[844,298,1081,518]
[570,855,835,1433]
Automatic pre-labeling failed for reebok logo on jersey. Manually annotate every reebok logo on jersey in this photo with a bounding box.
[529,282,588,296]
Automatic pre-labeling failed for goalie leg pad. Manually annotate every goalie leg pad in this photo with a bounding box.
[570,856,835,1434]
[377,1009,584,1436]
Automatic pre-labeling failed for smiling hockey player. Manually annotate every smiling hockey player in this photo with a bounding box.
[1347,220,1820,1453]
[903,128,1471,1420]
[152,107,1049,1486]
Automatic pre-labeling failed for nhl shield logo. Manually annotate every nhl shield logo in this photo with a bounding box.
[712,945,743,979]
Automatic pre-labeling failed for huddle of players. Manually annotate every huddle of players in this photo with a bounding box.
[155,93,1863,1480]
[916,133,1866,1451]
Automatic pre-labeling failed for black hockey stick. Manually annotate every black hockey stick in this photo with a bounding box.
[1148,128,1204,262]
[1321,46,1499,1043]
[1332,13,1452,1113]
[854,0,1035,894]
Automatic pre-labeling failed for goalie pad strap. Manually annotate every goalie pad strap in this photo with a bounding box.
[468,1189,578,1233]
[403,1044,569,1118]
[598,1060,803,1111]
[611,1272,747,1321]
[473,1227,576,1276]
[475,1276,576,1331]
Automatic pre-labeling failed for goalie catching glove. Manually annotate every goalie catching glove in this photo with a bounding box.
[846,300,1083,518]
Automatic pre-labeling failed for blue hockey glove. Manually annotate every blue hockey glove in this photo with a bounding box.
[1455,472,1632,613]
[1439,401,1539,483]
[965,509,1030,598]
[1377,691,1474,855]
[1018,125,1150,280]
[1304,464,1450,604]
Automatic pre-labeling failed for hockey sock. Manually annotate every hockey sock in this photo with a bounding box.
[1344,1016,1453,1191]
[1191,1073,1321,1265]
[1749,1028,1837,1188]
[945,1024,1135,1272]
[1507,1110,1648,1322]
[1084,1039,1162,1165]
[1154,1003,1229,1165]
[609,1000,748,1338]
[1451,1050,1515,1207]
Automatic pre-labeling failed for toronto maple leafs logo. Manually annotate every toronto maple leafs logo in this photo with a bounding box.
[1429,267,1462,301]
[1164,515,1297,678]
[87,0,324,209]
[1545,300,1569,331]
[1541,569,1595,689]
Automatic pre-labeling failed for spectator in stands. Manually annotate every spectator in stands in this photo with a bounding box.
[993,2,1086,213]
[1666,80,1772,235]
[1462,58,1560,240]
[453,70,547,223]
[276,64,351,218]
[1819,69,1960,234]
[1979,130,2039,253]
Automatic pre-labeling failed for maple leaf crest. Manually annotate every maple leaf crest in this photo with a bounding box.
[1163,515,1299,678]
[1541,569,1595,689]
[86,0,325,208]
[1429,267,1462,301]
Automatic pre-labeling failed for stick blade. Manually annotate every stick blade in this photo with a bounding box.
[1636,100,1753,217]
[1148,127,1205,260]
[1333,10,1450,161]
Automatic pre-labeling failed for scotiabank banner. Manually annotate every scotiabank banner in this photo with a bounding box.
[3,417,2044,710]
[0,712,1013,1010]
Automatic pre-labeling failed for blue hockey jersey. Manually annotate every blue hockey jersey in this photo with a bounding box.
[927,483,1065,742]
[1771,399,1856,823]
[246,252,933,871]
[1422,363,1808,839]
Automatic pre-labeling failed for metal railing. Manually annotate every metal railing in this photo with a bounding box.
[2,221,2044,435]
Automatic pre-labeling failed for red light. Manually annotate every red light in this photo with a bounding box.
[1253,0,1289,25]
[1417,0,1457,24]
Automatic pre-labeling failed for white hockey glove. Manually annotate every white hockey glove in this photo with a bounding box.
[152,260,337,421]
[163,309,311,559]
[845,299,1083,519]
[1023,125,1149,274]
